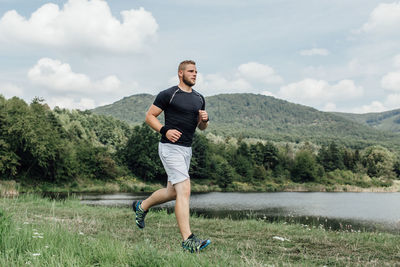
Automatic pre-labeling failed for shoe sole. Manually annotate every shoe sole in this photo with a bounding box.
[200,240,211,251]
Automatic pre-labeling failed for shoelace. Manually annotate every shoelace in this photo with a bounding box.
[137,207,147,220]
[183,235,202,252]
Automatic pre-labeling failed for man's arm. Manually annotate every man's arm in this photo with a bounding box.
[145,104,182,143]
[145,104,163,132]
[197,110,209,131]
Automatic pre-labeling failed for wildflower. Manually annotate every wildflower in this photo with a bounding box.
[32,253,41,256]
[79,232,84,235]
[273,236,290,241]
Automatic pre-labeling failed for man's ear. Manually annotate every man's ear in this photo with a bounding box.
[178,70,183,78]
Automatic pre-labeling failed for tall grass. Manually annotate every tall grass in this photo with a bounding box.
[1,195,400,266]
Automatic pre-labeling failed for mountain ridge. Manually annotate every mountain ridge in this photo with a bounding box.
[334,109,400,134]
[92,93,400,151]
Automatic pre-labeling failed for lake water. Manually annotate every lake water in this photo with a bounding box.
[80,192,400,233]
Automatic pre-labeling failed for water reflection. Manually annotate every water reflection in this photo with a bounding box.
[77,192,400,233]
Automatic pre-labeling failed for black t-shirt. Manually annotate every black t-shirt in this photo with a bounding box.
[153,86,206,147]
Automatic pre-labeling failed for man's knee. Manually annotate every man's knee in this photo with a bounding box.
[174,179,191,198]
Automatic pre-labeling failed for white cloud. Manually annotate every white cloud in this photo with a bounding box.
[28,58,91,92]
[0,82,23,98]
[0,0,158,54]
[381,70,400,91]
[26,57,139,109]
[28,58,121,94]
[299,48,330,56]
[360,2,400,33]
[191,73,251,95]
[347,59,380,76]
[237,62,283,84]
[278,79,363,106]
[47,96,96,110]
[261,90,276,97]
[350,93,400,113]
[168,62,282,95]
[384,93,400,109]
[323,102,337,111]
[351,101,387,114]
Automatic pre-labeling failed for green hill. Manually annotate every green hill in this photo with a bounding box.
[334,109,400,134]
[92,93,400,150]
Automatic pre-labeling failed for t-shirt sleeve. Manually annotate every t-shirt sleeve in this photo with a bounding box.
[153,89,170,110]
[201,95,205,110]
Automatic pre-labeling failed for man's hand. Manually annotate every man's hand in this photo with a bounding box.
[166,129,182,143]
[199,110,208,122]
[198,110,209,130]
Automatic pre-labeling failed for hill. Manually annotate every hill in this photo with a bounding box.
[92,93,400,150]
[334,109,400,134]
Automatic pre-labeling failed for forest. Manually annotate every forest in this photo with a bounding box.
[1,95,400,192]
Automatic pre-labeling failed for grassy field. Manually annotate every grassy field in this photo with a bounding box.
[1,195,400,266]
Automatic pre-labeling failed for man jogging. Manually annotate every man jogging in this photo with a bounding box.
[132,60,211,253]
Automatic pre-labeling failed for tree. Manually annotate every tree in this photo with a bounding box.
[0,96,19,178]
[209,154,234,189]
[234,141,253,181]
[263,142,279,170]
[253,164,268,181]
[190,133,211,179]
[361,146,397,178]
[291,150,319,182]
[120,123,165,182]
[343,148,356,171]
[250,142,264,166]
[394,160,400,179]
[318,142,344,172]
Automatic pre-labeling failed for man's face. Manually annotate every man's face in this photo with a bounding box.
[180,64,197,87]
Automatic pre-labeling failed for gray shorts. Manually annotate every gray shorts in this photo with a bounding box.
[158,142,192,185]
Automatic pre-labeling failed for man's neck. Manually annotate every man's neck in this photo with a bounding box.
[178,82,192,93]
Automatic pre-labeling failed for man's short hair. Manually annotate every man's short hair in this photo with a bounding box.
[178,60,196,71]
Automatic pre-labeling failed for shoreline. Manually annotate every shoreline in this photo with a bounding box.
[1,179,399,197]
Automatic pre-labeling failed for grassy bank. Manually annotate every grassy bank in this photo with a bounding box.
[1,195,399,266]
[2,176,399,197]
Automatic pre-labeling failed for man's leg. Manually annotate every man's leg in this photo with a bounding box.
[140,181,176,211]
[173,179,191,240]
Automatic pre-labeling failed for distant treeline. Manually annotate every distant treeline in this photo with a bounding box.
[1,96,400,189]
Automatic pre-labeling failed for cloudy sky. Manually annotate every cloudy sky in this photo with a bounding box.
[0,0,400,113]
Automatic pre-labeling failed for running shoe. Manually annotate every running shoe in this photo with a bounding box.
[132,200,148,229]
[182,233,211,253]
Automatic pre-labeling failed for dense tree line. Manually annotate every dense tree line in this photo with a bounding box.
[0,96,128,184]
[1,96,400,189]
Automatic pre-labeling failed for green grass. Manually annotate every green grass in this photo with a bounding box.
[1,195,400,266]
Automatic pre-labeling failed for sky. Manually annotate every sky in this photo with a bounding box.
[0,0,400,113]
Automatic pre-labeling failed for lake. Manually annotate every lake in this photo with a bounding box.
[80,192,400,233]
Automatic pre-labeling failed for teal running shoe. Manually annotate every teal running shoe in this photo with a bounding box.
[182,234,211,253]
[132,200,148,229]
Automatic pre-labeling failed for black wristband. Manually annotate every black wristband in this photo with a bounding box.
[160,125,172,136]
[202,117,209,123]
